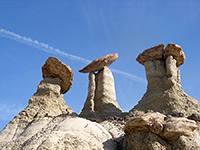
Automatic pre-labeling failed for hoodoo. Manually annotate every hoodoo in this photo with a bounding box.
[124,43,200,150]
[79,53,124,120]
[129,43,200,117]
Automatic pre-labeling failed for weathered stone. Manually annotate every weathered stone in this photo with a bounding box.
[126,44,200,149]
[79,72,96,119]
[100,119,125,143]
[171,131,200,150]
[136,44,164,65]
[79,53,118,73]
[171,112,184,117]
[0,116,117,150]
[164,43,185,67]
[42,57,73,94]
[187,114,200,121]
[123,130,172,150]
[124,112,200,149]
[125,112,165,135]
[163,117,198,140]
[129,55,200,118]
[0,77,74,144]
[80,67,124,120]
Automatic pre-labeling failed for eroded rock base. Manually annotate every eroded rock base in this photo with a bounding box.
[80,67,124,121]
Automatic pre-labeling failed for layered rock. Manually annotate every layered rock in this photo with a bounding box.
[125,112,198,140]
[80,67,124,120]
[42,57,73,94]
[130,43,200,117]
[124,112,200,150]
[79,53,118,73]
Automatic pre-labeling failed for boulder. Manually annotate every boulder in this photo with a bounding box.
[163,117,198,140]
[125,112,165,135]
[123,130,172,150]
[79,53,118,73]
[42,57,73,94]
[80,67,124,120]
[136,44,164,65]
[164,43,185,67]
[124,112,200,150]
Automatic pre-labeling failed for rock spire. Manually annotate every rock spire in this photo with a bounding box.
[130,43,200,118]
[0,57,74,144]
[79,53,124,120]
[124,43,200,150]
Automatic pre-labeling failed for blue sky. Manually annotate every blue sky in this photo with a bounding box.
[0,0,200,131]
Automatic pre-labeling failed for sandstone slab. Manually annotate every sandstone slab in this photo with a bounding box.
[136,44,164,65]
[125,112,198,140]
[125,112,165,135]
[163,117,198,140]
[79,53,118,73]
[164,43,185,67]
[42,57,73,94]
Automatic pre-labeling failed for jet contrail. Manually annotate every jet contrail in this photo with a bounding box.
[0,28,146,84]
[110,68,146,83]
[0,29,91,64]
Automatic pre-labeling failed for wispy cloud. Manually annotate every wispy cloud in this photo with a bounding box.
[0,28,146,83]
[0,103,25,120]
[0,29,91,64]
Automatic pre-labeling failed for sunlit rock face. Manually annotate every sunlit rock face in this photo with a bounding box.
[0,58,118,150]
[0,116,117,150]
[80,67,124,121]
[0,77,74,144]
[129,43,200,117]
[125,43,200,150]
[124,112,200,150]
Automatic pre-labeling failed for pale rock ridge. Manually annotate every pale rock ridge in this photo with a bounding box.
[80,67,124,120]
[0,77,73,143]
[0,116,117,150]
[129,43,200,117]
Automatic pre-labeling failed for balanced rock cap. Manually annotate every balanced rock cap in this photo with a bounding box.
[42,57,73,94]
[136,44,164,65]
[164,43,185,67]
[79,53,118,73]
